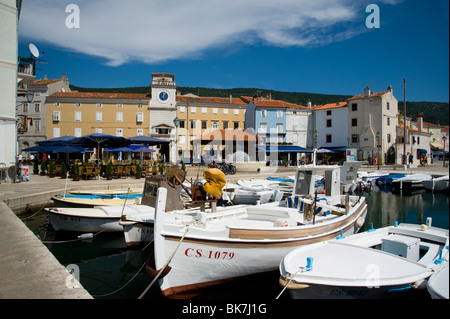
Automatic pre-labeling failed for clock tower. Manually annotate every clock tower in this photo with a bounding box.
[148,73,178,162]
[150,73,176,108]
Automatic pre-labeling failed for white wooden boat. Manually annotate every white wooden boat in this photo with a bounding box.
[68,188,143,196]
[45,204,154,233]
[423,175,449,192]
[150,165,368,298]
[279,220,449,299]
[391,173,432,194]
[51,194,142,208]
[427,262,449,299]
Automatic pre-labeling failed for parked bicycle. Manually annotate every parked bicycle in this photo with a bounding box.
[207,161,236,175]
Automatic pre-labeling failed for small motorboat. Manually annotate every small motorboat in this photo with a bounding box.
[51,193,142,208]
[376,174,406,186]
[279,220,449,299]
[427,262,449,299]
[423,175,449,192]
[391,173,432,194]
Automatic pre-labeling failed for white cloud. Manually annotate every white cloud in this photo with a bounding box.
[18,0,397,66]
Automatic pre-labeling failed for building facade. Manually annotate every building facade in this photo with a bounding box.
[313,102,348,149]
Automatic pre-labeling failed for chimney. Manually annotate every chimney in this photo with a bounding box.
[417,113,423,132]
[364,86,371,98]
[307,99,312,108]
[230,94,232,104]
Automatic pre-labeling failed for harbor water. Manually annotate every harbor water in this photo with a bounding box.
[23,187,449,299]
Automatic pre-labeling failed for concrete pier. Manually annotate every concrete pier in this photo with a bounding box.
[0,162,447,298]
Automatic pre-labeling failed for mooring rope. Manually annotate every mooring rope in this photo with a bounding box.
[20,198,52,221]
[138,227,189,299]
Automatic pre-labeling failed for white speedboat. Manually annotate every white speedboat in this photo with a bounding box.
[279,220,449,299]
[46,204,154,233]
[391,173,433,194]
[149,165,368,298]
[423,175,449,192]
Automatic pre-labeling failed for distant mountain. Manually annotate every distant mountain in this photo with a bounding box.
[70,85,449,126]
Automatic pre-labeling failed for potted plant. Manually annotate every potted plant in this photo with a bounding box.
[72,162,81,181]
[282,155,288,167]
[40,161,47,176]
[48,161,56,177]
[106,161,113,180]
[60,162,67,179]
[135,163,142,179]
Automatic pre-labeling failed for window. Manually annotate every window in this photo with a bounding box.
[277,123,283,133]
[23,103,28,112]
[116,128,123,137]
[202,107,207,114]
[137,129,144,136]
[352,118,357,126]
[191,120,196,129]
[277,110,283,118]
[179,135,186,144]
[190,107,196,113]
[54,102,60,107]
[137,104,143,108]
[53,111,60,122]
[34,120,40,131]
[179,106,186,113]
[326,134,332,143]
[223,108,228,115]
[351,134,359,143]
[202,120,207,129]
[74,128,82,137]
[96,103,102,108]
[326,119,332,127]
[96,112,102,122]
[234,109,239,115]
[75,103,82,107]
[260,123,267,133]
[116,103,123,108]
[212,122,218,129]
[387,117,390,126]
[34,103,40,112]
[223,121,228,129]
[95,128,103,133]
[75,111,82,122]
[53,128,60,138]
[234,122,239,129]
[212,108,218,114]
[136,112,144,123]
[116,112,123,122]
[179,120,185,128]
[387,102,390,110]
[326,110,332,116]
[387,134,391,143]
[352,103,357,111]
[261,110,267,117]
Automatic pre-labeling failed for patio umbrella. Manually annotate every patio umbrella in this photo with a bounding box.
[132,147,155,153]
[70,133,131,161]
[39,135,76,146]
[127,135,169,145]
[22,145,50,153]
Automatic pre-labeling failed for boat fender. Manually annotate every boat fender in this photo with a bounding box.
[274,218,296,227]
[420,224,427,231]
[78,233,93,240]
[356,216,365,228]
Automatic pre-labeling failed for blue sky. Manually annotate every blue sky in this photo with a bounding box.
[18,0,449,102]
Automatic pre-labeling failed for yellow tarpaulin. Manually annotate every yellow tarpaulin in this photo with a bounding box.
[202,168,226,199]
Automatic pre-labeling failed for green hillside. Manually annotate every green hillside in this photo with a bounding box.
[70,85,449,126]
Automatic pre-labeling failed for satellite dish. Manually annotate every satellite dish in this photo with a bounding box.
[29,43,40,58]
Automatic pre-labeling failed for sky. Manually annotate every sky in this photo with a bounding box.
[17,0,449,102]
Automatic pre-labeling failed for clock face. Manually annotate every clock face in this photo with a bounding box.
[158,90,169,102]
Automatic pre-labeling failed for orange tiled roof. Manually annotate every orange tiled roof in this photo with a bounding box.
[348,90,390,100]
[49,92,150,99]
[313,102,347,110]
[241,96,307,109]
[176,95,247,105]
[32,79,61,86]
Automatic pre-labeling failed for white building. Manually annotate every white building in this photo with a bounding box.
[313,102,348,149]
[285,105,314,149]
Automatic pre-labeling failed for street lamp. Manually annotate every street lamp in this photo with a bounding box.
[443,135,447,168]
[376,131,381,170]
[173,117,180,163]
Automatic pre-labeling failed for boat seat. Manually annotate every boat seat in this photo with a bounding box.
[246,205,300,222]
[418,242,442,266]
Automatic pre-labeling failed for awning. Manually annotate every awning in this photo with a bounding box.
[417,148,427,154]
[261,145,313,153]
[430,142,444,149]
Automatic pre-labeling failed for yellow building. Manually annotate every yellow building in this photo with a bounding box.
[46,92,151,138]
[174,94,248,159]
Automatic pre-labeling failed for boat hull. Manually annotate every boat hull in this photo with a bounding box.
[47,210,122,232]
[120,221,154,248]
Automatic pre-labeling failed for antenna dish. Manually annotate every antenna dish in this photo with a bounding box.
[29,43,40,58]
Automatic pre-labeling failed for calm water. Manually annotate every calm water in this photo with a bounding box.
[24,188,449,300]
